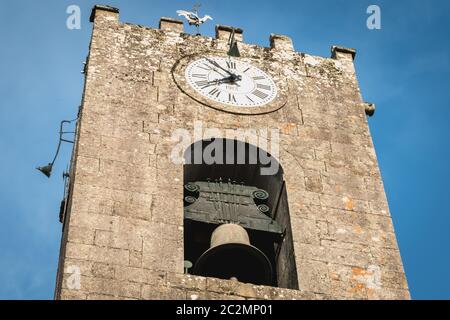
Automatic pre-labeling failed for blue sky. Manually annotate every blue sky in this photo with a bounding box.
[0,0,449,300]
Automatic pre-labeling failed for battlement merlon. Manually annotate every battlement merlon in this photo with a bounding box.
[89,5,120,24]
[89,5,358,63]
[331,45,357,61]
[160,17,184,33]
[215,25,244,42]
[270,34,294,51]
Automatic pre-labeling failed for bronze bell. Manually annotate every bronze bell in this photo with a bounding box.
[194,224,272,285]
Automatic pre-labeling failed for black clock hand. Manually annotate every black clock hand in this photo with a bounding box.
[205,58,241,81]
[199,78,227,89]
[205,57,233,76]
[211,68,228,78]
[218,76,241,85]
[200,76,241,89]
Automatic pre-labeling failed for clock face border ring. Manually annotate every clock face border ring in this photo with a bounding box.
[171,54,288,116]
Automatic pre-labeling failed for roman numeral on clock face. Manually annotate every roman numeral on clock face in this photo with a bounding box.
[253,76,266,81]
[229,93,237,103]
[226,61,236,70]
[252,89,269,100]
[198,64,212,71]
[192,74,207,79]
[256,84,271,91]
[209,88,221,98]
[195,80,209,87]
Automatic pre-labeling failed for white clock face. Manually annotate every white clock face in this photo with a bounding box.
[185,57,278,107]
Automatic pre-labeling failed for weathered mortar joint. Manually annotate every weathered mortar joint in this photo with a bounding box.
[270,34,294,51]
[159,17,184,33]
[364,102,376,117]
[89,5,120,23]
[215,25,244,42]
[331,46,357,61]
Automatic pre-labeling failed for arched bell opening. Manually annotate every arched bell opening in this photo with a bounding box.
[183,138,298,289]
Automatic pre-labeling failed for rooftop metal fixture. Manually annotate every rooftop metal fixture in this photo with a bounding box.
[227,28,241,58]
[36,118,77,178]
[177,4,213,35]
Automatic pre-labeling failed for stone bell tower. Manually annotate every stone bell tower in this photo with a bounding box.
[55,5,409,300]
